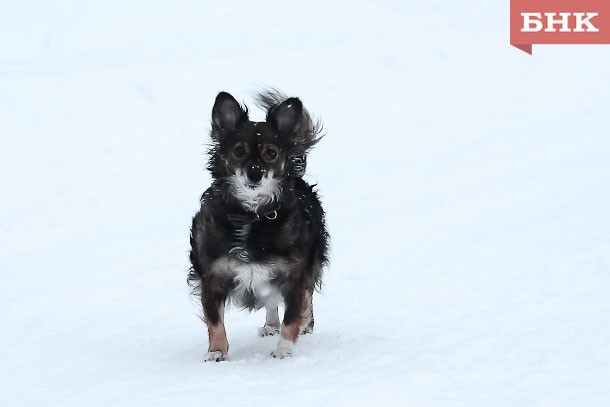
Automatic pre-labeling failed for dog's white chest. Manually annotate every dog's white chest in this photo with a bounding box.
[234,262,273,294]
[231,262,281,307]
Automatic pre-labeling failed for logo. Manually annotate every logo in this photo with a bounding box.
[510,0,610,54]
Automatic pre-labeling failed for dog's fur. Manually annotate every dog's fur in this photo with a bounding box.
[188,89,329,361]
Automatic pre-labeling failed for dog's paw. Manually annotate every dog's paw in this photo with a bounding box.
[203,351,226,362]
[271,348,293,359]
[258,325,280,337]
[271,338,294,359]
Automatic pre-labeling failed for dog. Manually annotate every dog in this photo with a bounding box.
[188,89,329,361]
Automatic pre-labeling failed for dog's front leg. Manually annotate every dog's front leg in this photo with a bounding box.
[272,283,307,358]
[202,281,229,362]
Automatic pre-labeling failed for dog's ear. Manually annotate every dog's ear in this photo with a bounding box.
[212,92,247,133]
[268,97,303,135]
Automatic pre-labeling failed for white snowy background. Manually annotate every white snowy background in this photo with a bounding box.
[1,1,610,406]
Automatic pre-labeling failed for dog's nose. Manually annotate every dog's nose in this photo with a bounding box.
[247,163,264,183]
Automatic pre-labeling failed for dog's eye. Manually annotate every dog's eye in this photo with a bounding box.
[262,147,278,162]
[232,145,247,159]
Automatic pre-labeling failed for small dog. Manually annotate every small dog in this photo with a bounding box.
[188,90,329,361]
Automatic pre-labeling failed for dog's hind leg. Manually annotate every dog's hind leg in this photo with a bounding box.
[299,289,314,335]
[202,282,229,362]
[258,306,280,337]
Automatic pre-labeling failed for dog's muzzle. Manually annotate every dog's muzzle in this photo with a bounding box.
[246,163,264,184]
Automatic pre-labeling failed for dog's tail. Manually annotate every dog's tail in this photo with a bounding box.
[256,88,324,178]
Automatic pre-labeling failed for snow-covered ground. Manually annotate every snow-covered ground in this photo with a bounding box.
[2,1,610,405]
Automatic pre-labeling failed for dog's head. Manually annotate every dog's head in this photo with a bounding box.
[208,90,321,212]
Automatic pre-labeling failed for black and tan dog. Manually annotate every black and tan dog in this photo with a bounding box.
[188,90,329,361]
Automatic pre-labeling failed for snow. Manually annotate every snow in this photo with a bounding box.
[2,1,610,406]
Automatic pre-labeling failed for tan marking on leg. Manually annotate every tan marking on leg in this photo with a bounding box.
[272,322,301,358]
[273,291,307,358]
[206,303,228,356]
[280,319,301,343]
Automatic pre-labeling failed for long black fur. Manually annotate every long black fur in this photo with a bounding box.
[188,90,329,326]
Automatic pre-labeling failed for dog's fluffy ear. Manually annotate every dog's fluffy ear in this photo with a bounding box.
[212,92,247,133]
[268,97,303,135]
